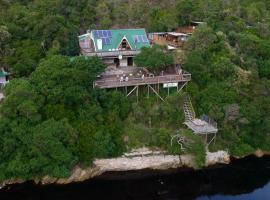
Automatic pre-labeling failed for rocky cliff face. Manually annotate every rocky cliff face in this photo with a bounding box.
[0,148,230,188]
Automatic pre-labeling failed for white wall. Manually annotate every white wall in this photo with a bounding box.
[120,58,128,67]
[0,77,6,83]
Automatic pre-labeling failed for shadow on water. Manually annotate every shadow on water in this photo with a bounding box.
[1,155,270,200]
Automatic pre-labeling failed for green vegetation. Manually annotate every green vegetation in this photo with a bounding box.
[134,45,174,72]
[184,23,270,157]
[0,0,270,181]
[0,56,130,180]
[125,93,206,168]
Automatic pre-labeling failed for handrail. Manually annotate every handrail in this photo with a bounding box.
[94,73,191,88]
[95,74,191,83]
[81,49,141,57]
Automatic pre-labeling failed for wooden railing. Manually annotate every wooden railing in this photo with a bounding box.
[81,49,141,57]
[94,73,191,88]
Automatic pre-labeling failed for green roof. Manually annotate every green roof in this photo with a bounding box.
[0,70,8,77]
[90,29,150,52]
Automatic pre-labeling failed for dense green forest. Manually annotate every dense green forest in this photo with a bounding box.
[0,0,270,181]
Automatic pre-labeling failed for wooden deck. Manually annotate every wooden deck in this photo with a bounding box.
[184,119,218,135]
[94,73,191,89]
[81,49,140,58]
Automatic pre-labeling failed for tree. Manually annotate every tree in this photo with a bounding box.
[176,0,195,26]
[96,1,112,28]
[6,40,44,77]
[184,25,217,51]
[0,26,11,67]
[134,46,174,72]
[147,8,178,32]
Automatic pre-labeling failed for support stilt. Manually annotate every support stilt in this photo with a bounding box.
[207,134,216,147]
[148,84,164,102]
[147,85,150,98]
[126,86,138,97]
[136,85,139,103]
[178,82,188,93]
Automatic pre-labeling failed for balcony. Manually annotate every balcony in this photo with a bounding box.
[81,49,141,58]
[94,73,191,89]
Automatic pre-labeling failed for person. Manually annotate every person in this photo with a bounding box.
[120,76,123,82]
[125,76,129,81]
[142,74,144,80]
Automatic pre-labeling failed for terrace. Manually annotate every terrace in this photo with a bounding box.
[81,48,140,58]
[93,67,191,89]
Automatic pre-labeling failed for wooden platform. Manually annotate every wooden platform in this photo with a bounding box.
[81,49,140,58]
[94,73,191,89]
[184,119,218,135]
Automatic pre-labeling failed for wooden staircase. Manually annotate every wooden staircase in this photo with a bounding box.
[183,95,196,122]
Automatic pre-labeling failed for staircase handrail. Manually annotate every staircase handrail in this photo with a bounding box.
[187,95,196,119]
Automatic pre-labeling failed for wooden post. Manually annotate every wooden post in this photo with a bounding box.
[136,85,139,103]
[147,85,149,98]
[126,86,138,97]
[125,86,127,95]
[214,132,217,145]
[148,84,164,102]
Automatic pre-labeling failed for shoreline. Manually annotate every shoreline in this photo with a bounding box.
[0,149,268,189]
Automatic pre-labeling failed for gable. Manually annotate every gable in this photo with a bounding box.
[91,29,150,52]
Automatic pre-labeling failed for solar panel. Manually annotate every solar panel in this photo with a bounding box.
[108,30,112,37]
[93,30,112,38]
[142,35,148,43]
[101,37,111,45]
[133,36,137,43]
[98,30,103,37]
[140,35,144,43]
[93,30,98,38]
[102,38,106,44]
[106,37,111,44]
[102,30,108,37]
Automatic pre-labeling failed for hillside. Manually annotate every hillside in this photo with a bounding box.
[0,0,270,182]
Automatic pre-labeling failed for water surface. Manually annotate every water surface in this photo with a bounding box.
[1,156,270,200]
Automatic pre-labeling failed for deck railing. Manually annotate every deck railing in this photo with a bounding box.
[94,73,191,88]
[81,49,141,57]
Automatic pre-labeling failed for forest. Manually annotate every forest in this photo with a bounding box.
[0,0,270,181]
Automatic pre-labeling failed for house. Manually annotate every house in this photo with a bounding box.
[149,22,205,50]
[0,68,9,87]
[149,32,189,50]
[79,29,150,67]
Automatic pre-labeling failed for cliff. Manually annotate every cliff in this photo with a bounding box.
[0,148,230,188]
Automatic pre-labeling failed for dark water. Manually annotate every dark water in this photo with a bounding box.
[1,156,270,200]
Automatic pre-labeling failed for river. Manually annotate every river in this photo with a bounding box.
[0,155,270,200]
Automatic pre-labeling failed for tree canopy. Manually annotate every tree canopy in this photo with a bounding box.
[134,46,174,72]
[0,0,270,180]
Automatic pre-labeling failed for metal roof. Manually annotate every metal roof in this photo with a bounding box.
[0,69,9,77]
[88,29,150,52]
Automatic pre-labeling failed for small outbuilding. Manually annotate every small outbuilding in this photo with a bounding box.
[0,68,9,87]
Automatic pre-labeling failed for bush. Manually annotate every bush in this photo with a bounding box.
[134,45,174,72]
